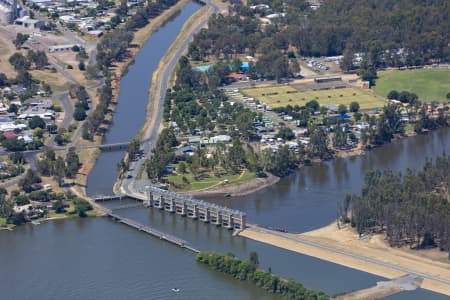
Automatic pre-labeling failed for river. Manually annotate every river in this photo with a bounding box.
[1,1,450,299]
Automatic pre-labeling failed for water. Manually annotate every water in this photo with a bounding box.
[209,128,450,232]
[86,1,202,196]
[0,218,274,300]
[1,0,450,297]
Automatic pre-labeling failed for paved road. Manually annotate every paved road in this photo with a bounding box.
[249,225,450,288]
[121,0,222,196]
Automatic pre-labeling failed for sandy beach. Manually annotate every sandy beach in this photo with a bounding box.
[240,223,450,296]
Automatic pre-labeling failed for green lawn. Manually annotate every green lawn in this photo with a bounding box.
[241,85,385,110]
[0,217,6,227]
[374,69,450,102]
[166,166,256,192]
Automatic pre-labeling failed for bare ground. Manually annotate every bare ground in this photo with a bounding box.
[240,223,450,296]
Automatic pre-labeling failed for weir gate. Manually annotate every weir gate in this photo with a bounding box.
[94,185,246,230]
[144,186,246,230]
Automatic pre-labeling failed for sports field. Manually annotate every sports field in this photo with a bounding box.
[374,69,450,102]
[241,85,385,110]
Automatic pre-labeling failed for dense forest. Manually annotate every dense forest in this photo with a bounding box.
[341,155,450,258]
[300,0,450,65]
[196,251,329,299]
[189,0,449,74]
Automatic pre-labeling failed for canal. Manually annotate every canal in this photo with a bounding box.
[1,1,450,298]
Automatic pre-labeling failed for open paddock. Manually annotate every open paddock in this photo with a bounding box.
[241,85,386,110]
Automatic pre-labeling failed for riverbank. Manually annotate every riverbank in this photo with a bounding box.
[71,0,192,197]
[138,3,213,143]
[239,223,450,297]
[183,173,280,198]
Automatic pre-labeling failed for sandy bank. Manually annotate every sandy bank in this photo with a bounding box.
[240,223,450,296]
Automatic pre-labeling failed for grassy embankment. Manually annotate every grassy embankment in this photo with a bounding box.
[374,69,450,102]
[242,85,385,110]
[166,167,256,192]
[0,36,16,77]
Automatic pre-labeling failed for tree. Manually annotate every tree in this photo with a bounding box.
[349,101,360,113]
[18,169,41,193]
[65,147,80,178]
[53,156,66,186]
[9,53,30,71]
[14,33,29,49]
[73,105,87,121]
[78,61,86,71]
[53,200,65,213]
[337,104,348,115]
[340,47,354,71]
[249,251,259,269]
[276,127,295,141]
[305,100,320,112]
[177,161,187,174]
[0,73,8,87]
[127,138,140,161]
[28,116,46,129]
[387,90,399,100]
[309,125,329,159]
[357,63,377,86]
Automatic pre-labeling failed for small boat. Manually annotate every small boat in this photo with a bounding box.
[171,288,180,293]
[31,221,41,225]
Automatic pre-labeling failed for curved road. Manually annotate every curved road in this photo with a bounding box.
[121,0,221,196]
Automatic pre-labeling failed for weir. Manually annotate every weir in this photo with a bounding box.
[108,210,200,253]
[94,185,247,230]
[142,185,246,230]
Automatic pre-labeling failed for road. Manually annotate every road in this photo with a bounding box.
[245,225,450,289]
[121,0,222,196]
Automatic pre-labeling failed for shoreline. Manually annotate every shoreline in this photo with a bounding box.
[240,223,450,297]
[71,0,192,198]
[182,173,280,198]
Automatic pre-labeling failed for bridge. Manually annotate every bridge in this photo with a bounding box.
[142,185,246,230]
[95,185,247,230]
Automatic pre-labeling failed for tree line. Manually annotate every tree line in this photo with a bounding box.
[340,155,450,259]
[196,251,329,299]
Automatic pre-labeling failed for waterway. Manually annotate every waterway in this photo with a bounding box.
[1,1,450,298]
[85,1,203,197]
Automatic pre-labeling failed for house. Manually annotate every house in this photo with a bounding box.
[227,73,248,82]
[164,166,175,174]
[86,30,103,38]
[48,44,79,52]
[15,16,44,29]
[2,131,17,139]
[209,135,232,144]
[18,134,33,143]
[181,145,194,154]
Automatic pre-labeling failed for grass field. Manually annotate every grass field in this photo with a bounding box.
[31,70,71,94]
[0,217,6,227]
[167,167,256,192]
[241,85,385,110]
[374,69,450,102]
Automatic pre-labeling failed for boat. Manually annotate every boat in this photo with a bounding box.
[31,221,41,225]
[171,288,180,293]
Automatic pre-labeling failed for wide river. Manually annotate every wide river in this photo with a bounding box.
[1,2,450,299]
